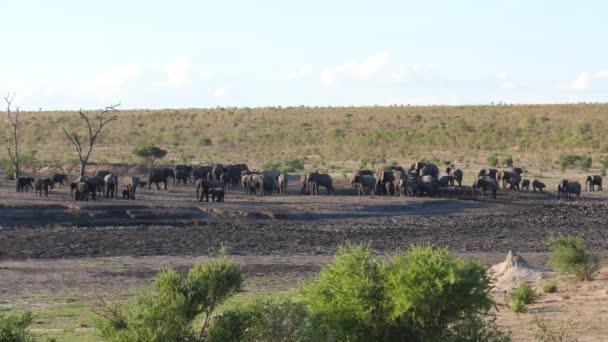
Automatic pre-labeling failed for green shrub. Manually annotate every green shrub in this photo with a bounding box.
[487,154,499,167]
[95,250,242,341]
[208,295,326,342]
[559,154,592,171]
[546,235,597,281]
[0,311,35,342]
[542,283,558,294]
[533,315,577,342]
[384,245,494,340]
[601,168,607,177]
[503,155,514,167]
[508,283,537,312]
[298,244,386,340]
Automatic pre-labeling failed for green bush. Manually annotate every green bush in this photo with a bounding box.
[0,311,35,342]
[542,283,558,294]
[508,283,537,312]
[385,245,494,340]
[95,250,242,341]
[558,154,592,171]
[487,154,499,167]
[262,158,304,172]
[298,244,386,340]
[503,155,514,167]
[546,235,597,281]
[208,295,326,342]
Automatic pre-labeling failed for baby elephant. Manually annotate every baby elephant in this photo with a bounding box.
[521,179,530,191]
[34,177,52,197]
[532,179,546,192]
[122,188,130,199]
[74,182,90,201]
[209,187,225,202]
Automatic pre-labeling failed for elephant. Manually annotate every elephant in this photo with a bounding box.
[173,164,193,185]
[419,175,439,196]
[351,174,376,196]
[122,189,130,199]
[148,168,175,190]
[354,169,374,177]
[301,173,334,195]
[497,170,519,191]
[16,176,34,192]
[50,173,68,188]
[34,177,52,197]
[472,176,498,199]
[445,167,463,187]
[94,170,111,191]
[74,182,90,201]
[585,175,603,191]
[196,179,223,202]
[438,175,452,187]
[104,174,118,198]
[421,164,439,178]
[409,161,428,176]
[397,176,420,197]
[209,188,225,202]
[278,173,288,195]
[75,176,99,200]
[478,169,498,180]
[240,171,256,195]
[505,173,521,192]
[223,164,250,187]
[532,179,546,192]
[210,164,226,181]
[557,179,581,200]
[521,179,530,191]
[375,170,395,196]
[124,176,140,200]
[193,165,212,181]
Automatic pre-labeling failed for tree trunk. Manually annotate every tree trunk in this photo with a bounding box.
[80,160,86,177]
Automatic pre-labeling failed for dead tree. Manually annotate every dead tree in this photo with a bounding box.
[4,93,20,179]
[63,104,119,176]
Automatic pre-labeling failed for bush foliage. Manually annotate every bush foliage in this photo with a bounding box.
[508,283,537,312]
[547,235,597,281]
[0,311,35,342]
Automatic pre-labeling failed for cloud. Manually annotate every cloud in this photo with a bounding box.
[160,56,190,88]
[213,87,225,97]
[597,70,608,78]
[321,52,389,85]
[80,65,139,98]
[287,67,312,79]
[390,64,434,81]
[570,71,590,90]
[496,72,516,89]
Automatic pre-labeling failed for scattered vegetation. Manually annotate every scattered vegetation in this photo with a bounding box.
[558,154,592,172]
[533,315,578,342]
[542,283,558,294]
[133,145,168,170]
[508,283,538,313]
[0,311,36,342]
[546,235,597,281]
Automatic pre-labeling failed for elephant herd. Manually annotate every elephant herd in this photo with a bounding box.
[11,160,605,203]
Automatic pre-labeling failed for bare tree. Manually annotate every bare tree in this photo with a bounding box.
[4,93,20,179]
[63,104,119,176]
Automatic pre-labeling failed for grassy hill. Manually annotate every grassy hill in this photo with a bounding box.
[2,103,608,174]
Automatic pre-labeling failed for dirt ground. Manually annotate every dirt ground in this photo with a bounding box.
[1,176,608,341]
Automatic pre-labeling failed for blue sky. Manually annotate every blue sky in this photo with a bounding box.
[1,0,607,109]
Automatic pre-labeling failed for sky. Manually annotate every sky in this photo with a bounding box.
[1,0,607,110]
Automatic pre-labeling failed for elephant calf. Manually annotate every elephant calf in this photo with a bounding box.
[301,173,334,196]
[196,179,223,202]
[104,174,118,198]
[74,182,90,201]
[16,176,34,192]
[521,179,530,191]
[532,179,546,192]
[51,173,69,188]
[209,188,225,202]
[278,173,288,195]
[351,175,375,196]
[445,167,463,187]
[125,176,141,200]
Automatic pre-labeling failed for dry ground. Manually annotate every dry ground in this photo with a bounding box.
[1,176,608,341]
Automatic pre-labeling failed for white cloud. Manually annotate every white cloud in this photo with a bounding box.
[213,87,225,97]
[160,56,190,88]
[570,71,590,90]
[390,64,434,81]
[496,72,516,89]
[596,70,608,78]
[287,67,312,79]
[320,52,389,85]
[198,71,213,81]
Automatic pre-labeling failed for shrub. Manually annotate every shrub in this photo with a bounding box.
[0,311,35,342]
[546,235,597,281]
[558,154,592,171]
[487,154,499,167]
[503,155,514,167]
[95,250,242,341]
[543,283,558,294]
[533,315,578,342]
[601,168,607,177]
[298,244,386,340]
[384,245,494,340]
[208,295,327,342]
[508,283,537,312]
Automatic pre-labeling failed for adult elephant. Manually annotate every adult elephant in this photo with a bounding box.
[76,176,100,200]
[419,175,439,196]
[354,169,374,177]
[585,175,603,191]
[94,170,111,192]
[472,176,498,199]
[193,165,212,181]
[397,176,420,197]
[478,169,498,180]
[210,164,226,181]
[351,174,375,196]
[277,173,288,195]
[445,167,463,187]
[149,168,175,190]
[51,173,69,188]
[125,176,140,200]
[174,164,193,185]
[223,164,250,187]
[301,172,334,195]
[34,177,52,197]
[375,170,395,196]
[558,179,581,200]
[196,179,223,202]
[505,172,521,192]
[16,176,34,192]
[497,170,519,191]
[104,174,118,198]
